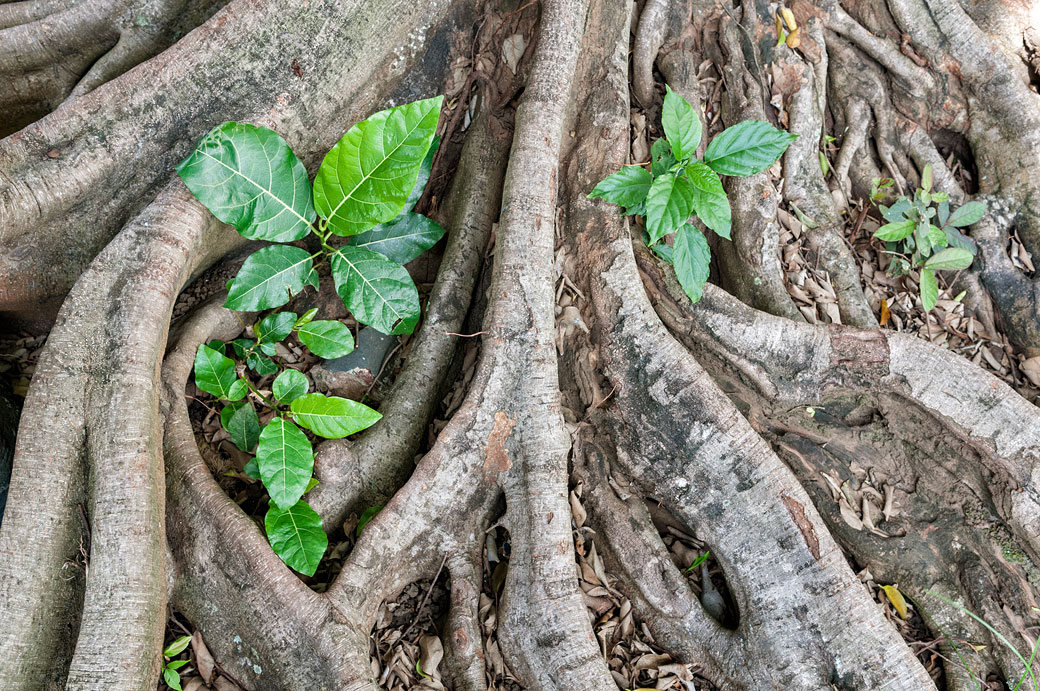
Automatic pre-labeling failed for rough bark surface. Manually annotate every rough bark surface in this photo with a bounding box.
[1,0,1039,688]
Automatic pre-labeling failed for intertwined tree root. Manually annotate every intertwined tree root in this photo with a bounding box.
[1,0,1039,688]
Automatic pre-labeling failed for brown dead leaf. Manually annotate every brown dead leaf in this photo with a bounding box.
[191,631,216,684]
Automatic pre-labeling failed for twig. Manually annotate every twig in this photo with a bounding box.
[445,330,487,338]
[401,551,450,641]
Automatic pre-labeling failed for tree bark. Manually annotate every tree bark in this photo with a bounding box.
[1,0,1039,688]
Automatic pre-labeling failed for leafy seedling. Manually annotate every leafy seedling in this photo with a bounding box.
[589,85,796,302]
[180,98,446,575]
[871,164,985,311]
[161,635,192,690]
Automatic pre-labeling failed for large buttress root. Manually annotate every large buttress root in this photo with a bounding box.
[0,2,463,684]
[640,245,1040,685]
[0,0,464,327]
[557,0,933,685]
[158,1,614,687]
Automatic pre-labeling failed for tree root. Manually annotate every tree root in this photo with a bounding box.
[5,0,1040,687]
[818,0,1040,355]
[0,0,465,328]
[308,102,512,532]
[0,2,465,683]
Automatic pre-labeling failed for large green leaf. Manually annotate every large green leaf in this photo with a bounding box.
[661,85,701,162]
[290,393,382,439]
[945,201,986,227]
[272,369,309,404]
[873,220,915,242]
[588,166,653,212]
[265,500,328,576]
[330,245,420,335]
[225,245,318,311]
[194,345,246,401]
[296,320,355,358]
[220,401,261,453]
[651,138,677,177]
[256,418,314,510]
[673,224,711,302]
[348,212,446,265]
[404,135,440,212]
[705,120,797,177]
[685,162,731,238]
[645,172,695,244]
[254,311,297,343]
[176,122,315,242]
[313,96,443,236]
[925,247,974,271]
[919,267,938,311]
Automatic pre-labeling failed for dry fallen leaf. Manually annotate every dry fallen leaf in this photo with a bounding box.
[881,584,909,619]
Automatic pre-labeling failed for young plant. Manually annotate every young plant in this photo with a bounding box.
[589,85,797,302]
[871,164,985,311]
[178,97,446,575]
[161,635,192,690]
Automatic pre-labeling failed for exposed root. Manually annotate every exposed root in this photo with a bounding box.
[560,2,934,684]
[309,102,512,531]
[0,0,464,327]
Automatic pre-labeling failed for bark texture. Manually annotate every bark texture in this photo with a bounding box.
[1,0,1039,688]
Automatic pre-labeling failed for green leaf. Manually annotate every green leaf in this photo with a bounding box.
[921,164,933,193]
[265,500,328,576]
[272,369,309,404]
[348,212,446,264]
[163,668,182,691]
[588,167,653,210]
[296,320,355,358]
[243,457,260,480]
[873,220,915,242]
[945,201,986,227]
[652,242,674,264]
[220,401,261,453]
[915,218,932,257]
[256,418,314,510]
[881,198,912,223]
[166,660,189,671]
[651,138,677,177]
[919,268,938,311]
[927,225,948,249]
[246,351,279,376]
[704,120,797,177]
[163,635,193,657]
[405,135,440,212]
[944,226,977,253]
[925,247,974,271]
[230,338,255,358]
[313,96,443,236]
[225,245,318,311]
[645,172,695,244]
[673,224,711,302]
[937,200,951,226]
[330,245,420,335]
[255,311,297,343]
[685,162,731,238]
[661,85,702,162]
[357,505,383,537]
[194,345,247,401]
[290,393,382,439]
[294,308,318,329]
[176,122,315,242]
